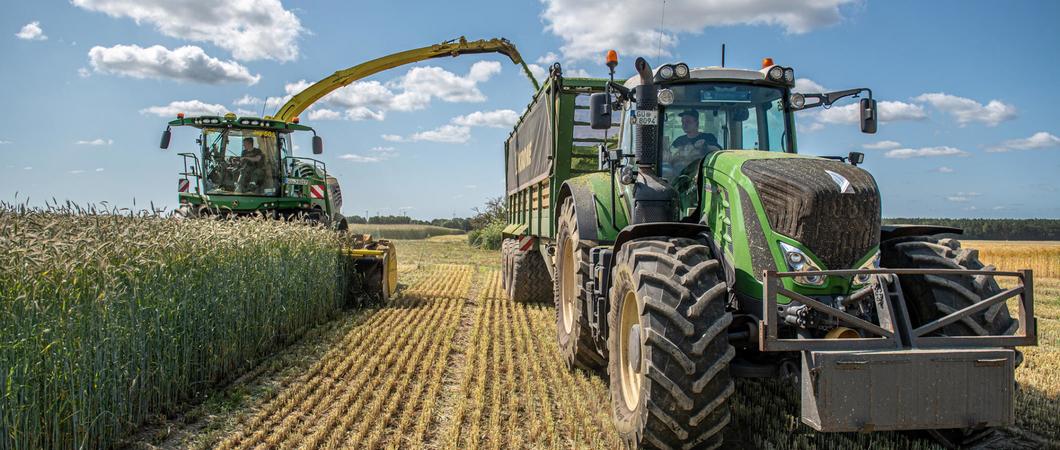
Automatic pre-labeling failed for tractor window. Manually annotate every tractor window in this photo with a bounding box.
[200,129,282,196]
[659,83,789,180]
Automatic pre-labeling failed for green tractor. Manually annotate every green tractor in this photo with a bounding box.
[501,55,1037,448]
[160,113,397,302]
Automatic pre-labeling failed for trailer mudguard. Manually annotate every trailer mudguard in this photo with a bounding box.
[559,174,627,243]
[880,224,963,241]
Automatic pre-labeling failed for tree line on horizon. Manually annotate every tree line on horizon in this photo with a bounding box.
[884,218,1060,240]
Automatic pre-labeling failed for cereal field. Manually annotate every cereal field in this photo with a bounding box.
[134,238,1059,450]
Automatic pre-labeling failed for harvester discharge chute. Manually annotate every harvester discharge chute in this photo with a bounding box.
[159,36,537,303]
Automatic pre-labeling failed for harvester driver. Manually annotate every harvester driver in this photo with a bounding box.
[667,109,720,178]
[238,137,265,193]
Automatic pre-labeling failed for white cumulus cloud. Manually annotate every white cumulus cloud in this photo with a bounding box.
[140,100,229,117]
[452,110,519,128]
[987,131,1060,152]
[794,78,827,94]
[338,146,398,163]
[88,44,260,85]
[862,140,902,150]
[306,108,342,121]
[541,0,854,61]
[75,138,113,146]
[15,21,46,40]
[913,93,1016,127]
[817,100,927,124]
[73,0,303,61]
[884,146,968,159]
[409,125,471,143]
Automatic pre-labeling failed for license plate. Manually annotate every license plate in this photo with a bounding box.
[286,178,309,185]
[634,109,657,125]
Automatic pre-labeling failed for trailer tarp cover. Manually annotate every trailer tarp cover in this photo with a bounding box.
[506,94,552,194]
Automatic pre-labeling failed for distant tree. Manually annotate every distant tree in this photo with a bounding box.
[883,218,1060,240]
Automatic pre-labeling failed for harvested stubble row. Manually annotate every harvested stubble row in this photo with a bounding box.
[401,264,473,299]
[0,206,349,450]
[215,295,463,449]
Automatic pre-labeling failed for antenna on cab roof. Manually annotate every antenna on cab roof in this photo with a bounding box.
[721,43,726,67]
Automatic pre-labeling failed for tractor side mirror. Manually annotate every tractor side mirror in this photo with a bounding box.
[589,93,612,130]
[312,135,323,154]
[160,128,172,149]
[848,151,865,166]
[860,98,878,134]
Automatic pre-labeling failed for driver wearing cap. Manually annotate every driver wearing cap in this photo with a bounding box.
[667,110,720,177]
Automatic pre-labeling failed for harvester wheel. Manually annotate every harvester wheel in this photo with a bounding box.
[555,196,606,370]
[608,236,734,449]
[881,235,1017,337]
[508,240,552,304]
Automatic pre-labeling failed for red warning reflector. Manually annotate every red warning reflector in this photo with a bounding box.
[309,184,325,199]
[178,179,190,192]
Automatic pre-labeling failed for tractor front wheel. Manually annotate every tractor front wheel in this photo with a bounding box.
[608,236,734,449]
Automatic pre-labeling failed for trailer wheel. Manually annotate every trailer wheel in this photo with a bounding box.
[608,236,734,449]
[881,235,1017,337]
[508,240,552,303]
[555,196,606,370]
[501,238,516,292]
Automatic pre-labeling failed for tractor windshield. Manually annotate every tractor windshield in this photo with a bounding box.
[201,128,283,196]
[659,83,789,179]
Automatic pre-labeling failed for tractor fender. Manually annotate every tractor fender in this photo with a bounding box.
[558,181,601,242]
[880,224,962,242]
[606,222,732,284]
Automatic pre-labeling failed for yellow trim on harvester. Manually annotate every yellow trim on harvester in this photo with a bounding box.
[346,249,386,257]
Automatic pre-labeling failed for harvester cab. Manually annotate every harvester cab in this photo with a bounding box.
[501,51,1037,448]
[161,113,342,226]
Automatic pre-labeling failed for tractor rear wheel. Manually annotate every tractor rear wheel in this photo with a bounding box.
[555,196,606,370]
[508,238,552,303]
[608,236,734,449]
[881,235,1017,336]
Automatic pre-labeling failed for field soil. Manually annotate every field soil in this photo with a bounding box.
[127,238,1058,450]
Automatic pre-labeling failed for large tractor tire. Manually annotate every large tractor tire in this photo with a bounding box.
[881,235,1017,336]
[881,235,1020,449]
[608,236,735,450]
[507,238,553,304]
[554,196,606,370]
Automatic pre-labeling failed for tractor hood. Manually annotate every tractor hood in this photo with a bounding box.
[704,151,881,289]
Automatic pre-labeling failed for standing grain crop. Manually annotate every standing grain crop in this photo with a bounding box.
[0,204,352,449]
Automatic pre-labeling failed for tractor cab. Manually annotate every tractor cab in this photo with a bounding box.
[160,113,341,223]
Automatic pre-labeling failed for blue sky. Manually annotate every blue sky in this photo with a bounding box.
[2,0,1058,219]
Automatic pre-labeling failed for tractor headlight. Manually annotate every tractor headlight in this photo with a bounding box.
[659,65,675,79]
[767,66,784,82]
[790,93,806,109]
[783,67,795,83]
[674,63,689,78]
[779,241,825,286]
[658,88,675,105]
[852,251,881,286]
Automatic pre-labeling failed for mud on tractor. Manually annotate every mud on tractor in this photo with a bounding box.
[160,114,397,303]
[500,54,1037,448]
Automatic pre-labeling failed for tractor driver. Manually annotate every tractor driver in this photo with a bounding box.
[238,136,266,193]
[665,110,720,178]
